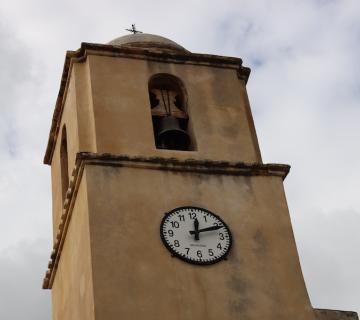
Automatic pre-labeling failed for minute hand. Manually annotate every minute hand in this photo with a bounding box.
[189,225,223,235]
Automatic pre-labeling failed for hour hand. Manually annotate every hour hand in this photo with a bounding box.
[190,225,223,235]
[193,218,200,241]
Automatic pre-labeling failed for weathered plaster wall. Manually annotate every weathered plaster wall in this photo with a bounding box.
[73,61,97,153]
[85,164,315,320]
[49,53,261,240]
[45,45,357,320]
[87,55,261,163]
[51,171,95,320]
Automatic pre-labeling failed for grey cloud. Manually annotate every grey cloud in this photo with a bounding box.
[0,22,29,157]
[295,209,360,312]
[0,17,51,248]
[0,239,51,319]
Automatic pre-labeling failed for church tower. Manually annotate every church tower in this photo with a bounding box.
[42,33,358,320]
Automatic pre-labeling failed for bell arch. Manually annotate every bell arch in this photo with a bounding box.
[148,73,194,151]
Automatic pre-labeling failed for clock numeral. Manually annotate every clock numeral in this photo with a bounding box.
[188,212,196,220]
[185,248,190,255]
[179,214,185,222]
[171,221,180,228]
[217,243,222,250]
[208,249,214,256]
[213,222,218,226]
[196,250,203,258]
[168,230,174,237]
[219,232,225,240]
[174,240,180,247]
[203,215,207,222]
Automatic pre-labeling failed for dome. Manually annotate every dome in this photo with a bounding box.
[108,33,188,53]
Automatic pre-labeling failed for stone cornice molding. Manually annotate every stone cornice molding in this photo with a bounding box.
[42,152,289,289]
[43,43,251,165]
[77,152,290,178]
[314,309,359,320]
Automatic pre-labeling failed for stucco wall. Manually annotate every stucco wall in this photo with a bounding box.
[51,171,95,320]
[86,55,261,163]
[73,61,97,153]
[49,52,261,240]
[84,164,315,320]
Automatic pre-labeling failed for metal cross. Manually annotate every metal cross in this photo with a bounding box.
[125,24,142,34]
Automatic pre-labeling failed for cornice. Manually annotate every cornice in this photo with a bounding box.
[43,43,251,165]
[314,309,359,320]
[76,152,289,178]
[42,152,290,289]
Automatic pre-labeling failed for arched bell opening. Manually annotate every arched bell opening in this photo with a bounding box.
[148,73,195,151]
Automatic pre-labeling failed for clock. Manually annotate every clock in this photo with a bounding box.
[160,206,232,265]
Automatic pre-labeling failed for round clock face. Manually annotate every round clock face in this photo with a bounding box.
[160,206,232,265]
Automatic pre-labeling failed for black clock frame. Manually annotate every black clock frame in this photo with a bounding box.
[160,206,232,265]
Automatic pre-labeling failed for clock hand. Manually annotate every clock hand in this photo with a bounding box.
[189,225,223,235]
[193,218,200,241]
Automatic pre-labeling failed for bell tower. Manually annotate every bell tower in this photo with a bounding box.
[42,33,358,320]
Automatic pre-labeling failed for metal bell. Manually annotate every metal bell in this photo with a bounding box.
[157,116,190,150]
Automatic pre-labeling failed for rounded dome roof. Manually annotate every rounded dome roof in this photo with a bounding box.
[108,33,188,53]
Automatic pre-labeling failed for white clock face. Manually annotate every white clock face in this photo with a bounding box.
[160,207,232,265]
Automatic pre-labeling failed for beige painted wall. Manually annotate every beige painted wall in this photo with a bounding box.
[50,54,261,240]
[73,62,97,153]
[48,51,313,320]
[45,45,356,320]
[83,164,315,320]
[51,171,95,320]
[51,55,261,240]
[86,55,261,163]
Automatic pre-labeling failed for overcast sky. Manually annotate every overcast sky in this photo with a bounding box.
[0,0,359,319]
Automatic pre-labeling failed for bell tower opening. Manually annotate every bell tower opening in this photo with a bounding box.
[60,126,69,203]
[148,73,194,151]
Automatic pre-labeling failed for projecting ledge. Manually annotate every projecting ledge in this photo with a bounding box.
[76,152,291,180]
[315,308,359,320]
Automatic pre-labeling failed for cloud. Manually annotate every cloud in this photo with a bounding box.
[0,16,52,319]
[296,209,360,312]
[0,239,51,320]
[0,19,52,250]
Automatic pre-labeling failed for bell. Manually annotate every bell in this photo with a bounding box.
[157,116,190,150]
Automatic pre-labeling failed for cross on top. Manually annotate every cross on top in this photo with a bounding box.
[125,24,142,34]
